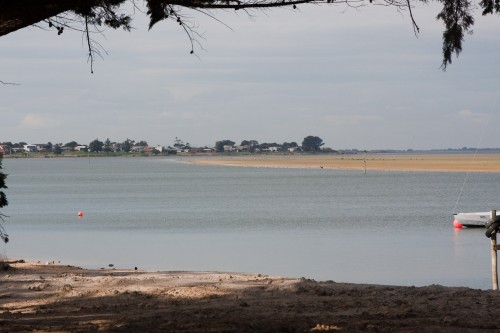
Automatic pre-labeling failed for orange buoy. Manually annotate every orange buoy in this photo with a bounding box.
[453,219,462,229]
[77,211,83,217]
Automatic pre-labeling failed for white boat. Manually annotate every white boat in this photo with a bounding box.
[453,212,492,228]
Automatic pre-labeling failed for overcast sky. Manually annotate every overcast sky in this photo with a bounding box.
[1,2,500,150]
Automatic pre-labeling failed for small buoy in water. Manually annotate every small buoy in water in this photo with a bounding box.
[77,211,83,217]
[453,219,463,229]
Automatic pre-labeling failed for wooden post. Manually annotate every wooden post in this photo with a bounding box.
[491,210,498,290]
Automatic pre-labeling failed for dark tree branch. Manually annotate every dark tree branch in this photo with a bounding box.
[0,0,410,37]
[0,80,20,85]
[85,16,95,74]
[0,0,105,36]
[406,0,420,36]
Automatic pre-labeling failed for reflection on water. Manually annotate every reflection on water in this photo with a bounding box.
[2,157,500,289]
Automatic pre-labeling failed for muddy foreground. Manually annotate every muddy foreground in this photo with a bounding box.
[0,261,499,332]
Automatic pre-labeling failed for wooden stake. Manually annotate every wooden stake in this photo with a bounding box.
[491,210,498,290]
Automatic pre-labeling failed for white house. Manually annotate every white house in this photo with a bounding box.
[74,145,89,152]
[23,144,37,152]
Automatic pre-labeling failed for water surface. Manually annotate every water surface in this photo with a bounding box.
[2,157,499,289]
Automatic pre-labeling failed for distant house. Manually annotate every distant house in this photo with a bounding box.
[189,147,215,154]
[0,145,10,154]
[189,147,204,153]
[288,147,301,152]
[268,146,282,152]
[23,144,37,152]
[235,145,251,152]
[74,145,89,152]
[34,144,49,151]
[131,146,145,152]
[111,143,122,152]
[223,145,235,152]
[164,146,181,153]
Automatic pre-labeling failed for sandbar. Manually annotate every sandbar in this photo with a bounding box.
[188,153,500,172]
[1,261,499,332]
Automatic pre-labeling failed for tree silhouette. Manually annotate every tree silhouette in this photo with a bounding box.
[215,140,235,152]
[53,144,63,155]
[0,0,495,69]
[89,138,104,152]
[121,138,134,152]
[301,136,324,152]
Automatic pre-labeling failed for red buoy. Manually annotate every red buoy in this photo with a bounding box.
[77,211,83,218]
[453,219,463,229]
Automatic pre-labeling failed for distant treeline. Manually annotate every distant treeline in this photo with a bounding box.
[0,136,330,155]
[1,138,499,156]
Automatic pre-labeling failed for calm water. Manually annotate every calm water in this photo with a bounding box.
[2,156,499,289]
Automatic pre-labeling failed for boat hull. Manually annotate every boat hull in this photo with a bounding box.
[453,212,491,228]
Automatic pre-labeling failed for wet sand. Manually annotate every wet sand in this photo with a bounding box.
[1,261,499,332]
[188,153,500,172]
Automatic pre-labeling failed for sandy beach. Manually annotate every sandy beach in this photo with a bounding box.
[188,153,500,173]
[0,261,499,332]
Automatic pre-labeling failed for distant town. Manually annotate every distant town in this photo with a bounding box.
[1,136,500,157]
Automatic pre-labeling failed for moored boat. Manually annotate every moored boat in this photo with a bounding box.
[453,212,491,228]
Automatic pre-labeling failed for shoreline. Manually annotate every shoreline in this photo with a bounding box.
[188,153,500,173]
[1,260,499,332]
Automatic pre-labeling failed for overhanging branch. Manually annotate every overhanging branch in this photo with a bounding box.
[0,0,409,37]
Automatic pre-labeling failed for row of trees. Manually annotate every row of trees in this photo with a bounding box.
[0,139,150,154]
[214,136,325,153]
[2,138,193,154]
[2,136,326,154]
[87,138,149,153]
[87,137,194,153]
